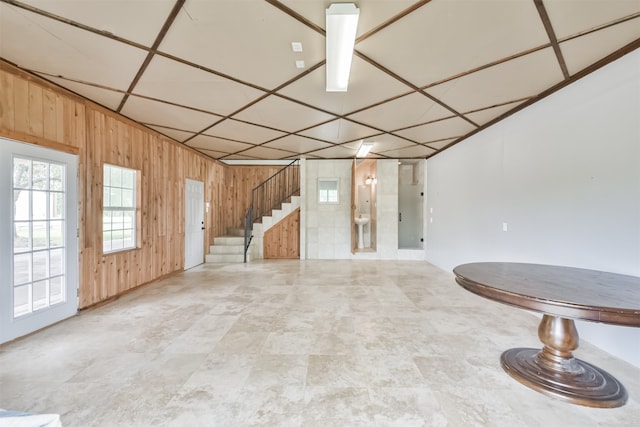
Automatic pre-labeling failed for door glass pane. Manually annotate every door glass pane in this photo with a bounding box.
[50,221,63,248]
[50,164,64,191]
[13,253,31,285]
[14,189,29,221]
[32,251,48,281]
[50,192,63,219]
[50,277,64,304]
[32,191,47,220]
[12,156,67,318]
[13,158,31,189]
[32,161,48,190]
[33,221,48,250]
[50,248,63,276]
[33,280,49,310]
[14,285,31,317]
[14,222,30,253]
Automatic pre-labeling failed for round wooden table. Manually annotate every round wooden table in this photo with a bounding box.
[453,262,640,408]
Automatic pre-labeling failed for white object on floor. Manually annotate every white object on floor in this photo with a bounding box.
[0,409,61,427]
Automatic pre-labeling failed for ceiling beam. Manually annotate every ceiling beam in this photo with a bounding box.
[116,0,185,112]
[533,0,570,80]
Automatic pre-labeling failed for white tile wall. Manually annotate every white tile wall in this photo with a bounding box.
[301,158,426,260]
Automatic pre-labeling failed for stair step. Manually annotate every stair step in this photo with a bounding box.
[214,236,244,246]
[205,253,249,263]
[210,245,244,254]
[226,227,245,237]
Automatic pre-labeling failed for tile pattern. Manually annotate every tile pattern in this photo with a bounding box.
[1,260,639,426]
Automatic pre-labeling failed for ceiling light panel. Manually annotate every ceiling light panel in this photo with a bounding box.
[326,3,360,92]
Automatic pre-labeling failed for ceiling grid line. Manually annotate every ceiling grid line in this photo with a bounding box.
[1,0,637,161]
[533,0,570,79]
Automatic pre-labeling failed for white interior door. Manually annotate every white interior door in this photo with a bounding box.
[184,178,204,270]
[0,138,78,344]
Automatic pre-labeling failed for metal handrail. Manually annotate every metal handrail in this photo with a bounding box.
[244,159,300,262]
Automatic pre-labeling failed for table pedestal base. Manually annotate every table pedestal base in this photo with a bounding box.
[500,315,627,408]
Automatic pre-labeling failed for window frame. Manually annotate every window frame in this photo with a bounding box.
[318,178,340,204]
[102,163,140,254]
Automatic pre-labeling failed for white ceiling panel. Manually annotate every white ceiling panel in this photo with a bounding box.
[560,19,640,76]
[378,144,436,158]
[280,0,418,38]
[544,0,640,40]
[310,145,359,159]
[238,145,298,160]
[133,56,266,116]
[20,0,176,46]
[233,95,335,133]
[299,118,379,144]
[463,101,528,126]
[36,74,125,111]
[204,118,286,144]
[347,92,453,131]
[356,0,549,87]
[186,134,254,154]
[0,3,147,90]
[159,0,325,89]
[395,117,476,144]
[278,57,411,115]
[121,95,221,133]
[262,135,333,153]
[145,125,196,143]
[426,138,457,151]
[363,134,415,152]
[426,48,564,114]
[2,0,635,161]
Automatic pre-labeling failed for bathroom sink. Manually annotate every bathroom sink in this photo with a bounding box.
[354,216,369,225]
[354,216,369,249]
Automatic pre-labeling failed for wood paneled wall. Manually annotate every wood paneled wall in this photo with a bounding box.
[264,209,300,259]
[222,165,293,230]
[0,61,234,308]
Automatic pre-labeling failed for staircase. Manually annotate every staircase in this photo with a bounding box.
[205,195,301,263]
[205,228,246,263]
[206,160,300,263]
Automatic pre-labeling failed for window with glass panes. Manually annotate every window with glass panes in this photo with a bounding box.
[103,164,137,253]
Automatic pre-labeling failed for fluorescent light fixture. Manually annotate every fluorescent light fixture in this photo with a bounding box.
[326,3,359,92]
[356,141,374,158]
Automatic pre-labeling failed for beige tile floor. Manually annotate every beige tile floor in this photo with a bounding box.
[1,260,638,426]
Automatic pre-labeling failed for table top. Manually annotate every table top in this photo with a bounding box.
[453,262,640,326]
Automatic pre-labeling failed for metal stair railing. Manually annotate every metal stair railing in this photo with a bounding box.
[243,159,300,262]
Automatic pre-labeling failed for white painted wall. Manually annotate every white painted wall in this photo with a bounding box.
[426,50,640,367]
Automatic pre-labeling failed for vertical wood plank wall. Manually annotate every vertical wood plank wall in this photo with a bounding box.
[264,209,301,259]
[0,61,288,308]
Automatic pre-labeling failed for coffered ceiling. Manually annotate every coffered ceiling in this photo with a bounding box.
[1,0,638,161]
